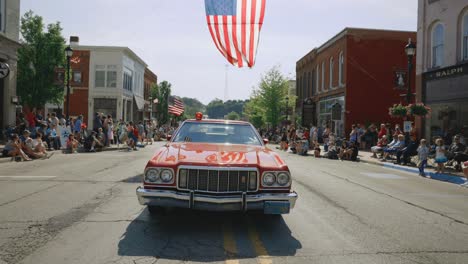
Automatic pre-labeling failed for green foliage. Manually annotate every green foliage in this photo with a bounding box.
[247,66,289,127]
[206,99,247,119]
[388,104,408,118]
[17,11,66,108]
[226,111,240,120]
[244,94,264,128]
[181,97,206,119]
[151,81,172,125]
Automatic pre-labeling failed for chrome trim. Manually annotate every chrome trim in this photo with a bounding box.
[261,171,292,189]
[177,166,259,193]
[136,187,298,209]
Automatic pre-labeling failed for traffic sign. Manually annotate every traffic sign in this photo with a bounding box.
[0,62,10,79]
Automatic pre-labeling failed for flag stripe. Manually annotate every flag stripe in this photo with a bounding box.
[207,16,225,57]
[222,16,234,65]
[241,0,247,66]
[249,0,257,67]
[168,97,185,116]
[231,16,243,67]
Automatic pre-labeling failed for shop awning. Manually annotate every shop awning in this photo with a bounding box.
[134,95,145,111]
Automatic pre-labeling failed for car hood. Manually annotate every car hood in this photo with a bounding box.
[148,143,287,169]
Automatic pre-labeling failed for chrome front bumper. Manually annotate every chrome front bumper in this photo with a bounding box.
[136,187,298,214]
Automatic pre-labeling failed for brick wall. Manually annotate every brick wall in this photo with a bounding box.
[346,30,417,133]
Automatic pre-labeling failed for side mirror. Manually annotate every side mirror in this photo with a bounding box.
[167,135,172,141]
[263,138,269,145]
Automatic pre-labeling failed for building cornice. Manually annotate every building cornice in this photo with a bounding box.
[74,45,148,67]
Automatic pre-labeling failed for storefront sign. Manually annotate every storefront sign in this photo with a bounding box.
[0,62,10,79]
[425,63,468,81]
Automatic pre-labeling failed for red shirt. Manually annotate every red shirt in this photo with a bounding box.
[26,112,36,127]
[378,128,387,139]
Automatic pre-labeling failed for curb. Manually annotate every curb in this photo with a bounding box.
[359,158,467,186]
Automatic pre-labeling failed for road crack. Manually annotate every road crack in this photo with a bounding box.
[0,183,120,264]
[320,170,468,227]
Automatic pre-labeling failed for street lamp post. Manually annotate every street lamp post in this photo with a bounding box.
[285,97,289,121]
[65,46,73,126]
[404,38,416,104]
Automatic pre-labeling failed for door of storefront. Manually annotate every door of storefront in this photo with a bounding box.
[93,98,117,119]
[317,96,345,137]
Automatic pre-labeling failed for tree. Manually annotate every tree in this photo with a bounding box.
[17,11,66,108]
[181,97,206,119]
[206,99,225,119]
[253,66,289,127]
[244,94,265,128]
[151,81,172,125]
[226,111,240,120]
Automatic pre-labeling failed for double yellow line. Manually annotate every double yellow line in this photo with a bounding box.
[223,218,272,264]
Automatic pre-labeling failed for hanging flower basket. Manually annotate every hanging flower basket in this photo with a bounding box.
[408,103,431,117]
[388,104,408,118]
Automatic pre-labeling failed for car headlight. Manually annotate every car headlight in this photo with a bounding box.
[277,172,290,186]
[145,169,159,183]
[263,172,276,186]
[160,169,174,182]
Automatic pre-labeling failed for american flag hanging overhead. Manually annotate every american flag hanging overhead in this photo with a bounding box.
[205,0,266,68]
[168,96,185,116]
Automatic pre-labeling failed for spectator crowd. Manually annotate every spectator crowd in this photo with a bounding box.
[260,122,468,186]
[1,108,175,162]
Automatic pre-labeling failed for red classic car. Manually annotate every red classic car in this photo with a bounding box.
[136,115,298,215]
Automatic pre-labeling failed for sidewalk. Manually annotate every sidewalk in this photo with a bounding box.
[0,144,135,164]
[358,150,467,185]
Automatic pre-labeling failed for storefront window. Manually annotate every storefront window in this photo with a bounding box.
[426,102,468,143]
[317,96,345,137]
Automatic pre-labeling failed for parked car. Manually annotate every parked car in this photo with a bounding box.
[136,113,298,215]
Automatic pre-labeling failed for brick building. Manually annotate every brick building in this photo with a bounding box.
[54,49,91,124]
[296,28,417,137]
[53,37,156,128]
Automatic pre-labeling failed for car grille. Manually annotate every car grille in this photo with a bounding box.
[178,168,257,193]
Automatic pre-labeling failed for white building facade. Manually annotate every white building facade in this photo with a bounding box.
[76,46,147,129]
[416,0,468,139]
[0,0,20,131]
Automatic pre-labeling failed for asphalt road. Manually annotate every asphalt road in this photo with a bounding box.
[0,142,467,264]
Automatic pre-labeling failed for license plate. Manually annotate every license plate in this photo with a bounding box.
[264,201,290,214]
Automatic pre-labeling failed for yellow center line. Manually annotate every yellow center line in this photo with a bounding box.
[223,221,240,264]
[247,217,272,264]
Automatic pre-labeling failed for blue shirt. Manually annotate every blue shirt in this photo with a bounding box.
[74,119,82,133]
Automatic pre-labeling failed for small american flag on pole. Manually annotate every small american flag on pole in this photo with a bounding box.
[205,0,266,68]
[168,96,185,116]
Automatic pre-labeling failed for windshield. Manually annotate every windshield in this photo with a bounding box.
[173,122,262,145]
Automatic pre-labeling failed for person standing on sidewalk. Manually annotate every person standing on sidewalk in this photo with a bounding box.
[435,138,448,174]
[417,139,429,177]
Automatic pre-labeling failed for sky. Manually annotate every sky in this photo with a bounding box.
[21,0,418,105]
